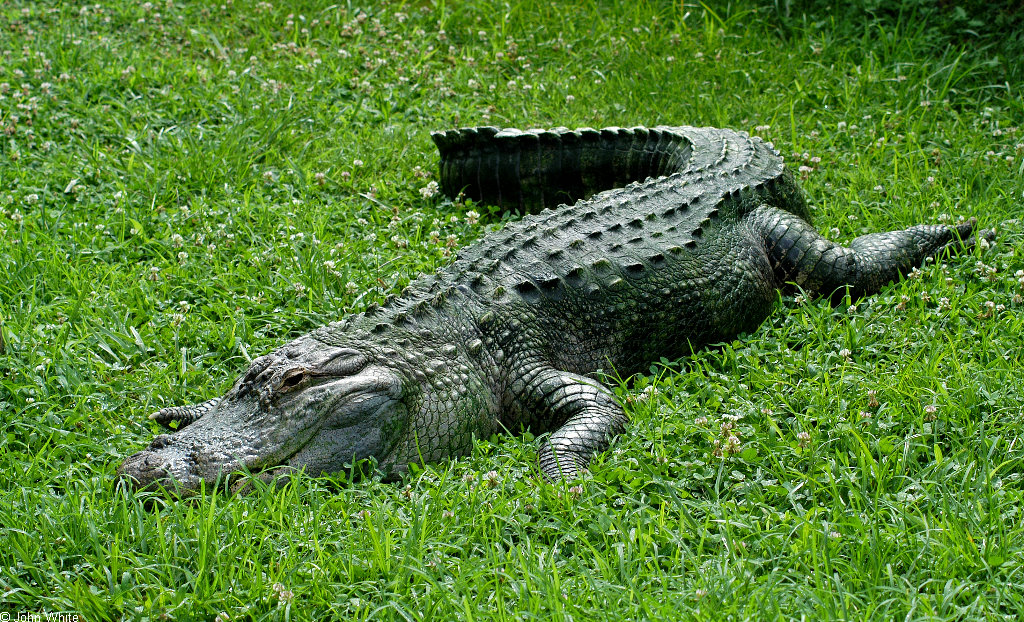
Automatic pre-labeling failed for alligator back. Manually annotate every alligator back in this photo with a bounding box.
[374,126,805,377]
[317,127,809,371]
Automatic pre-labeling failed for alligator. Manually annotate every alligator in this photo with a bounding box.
[118,125,986,494]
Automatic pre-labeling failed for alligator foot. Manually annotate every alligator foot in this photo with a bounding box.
[149,397,221,429]
[512,368,629,480]
[747,207,992,300]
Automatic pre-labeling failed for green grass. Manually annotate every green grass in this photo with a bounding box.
[2,0,1023,619]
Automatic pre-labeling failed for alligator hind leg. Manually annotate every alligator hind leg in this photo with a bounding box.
[149,397,221,429]
[510,367,629,480]
[745,205,989,299]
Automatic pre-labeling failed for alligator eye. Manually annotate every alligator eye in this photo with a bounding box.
[278,369,307,392]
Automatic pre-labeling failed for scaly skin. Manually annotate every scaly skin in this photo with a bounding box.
[118,125,986,494]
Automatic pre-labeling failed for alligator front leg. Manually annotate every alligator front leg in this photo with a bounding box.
[511,367,629,480]
[148,397,221,430]
[746,205,989,299]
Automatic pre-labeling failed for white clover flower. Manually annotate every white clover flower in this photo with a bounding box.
[419,181,439,199]
[483,470,500,487]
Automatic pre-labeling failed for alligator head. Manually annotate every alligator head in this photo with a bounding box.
[118,339,410,495]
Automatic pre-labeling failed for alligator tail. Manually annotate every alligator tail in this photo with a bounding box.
[431,126,694,213]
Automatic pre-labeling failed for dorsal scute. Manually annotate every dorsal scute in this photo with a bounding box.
[330,126,799,323]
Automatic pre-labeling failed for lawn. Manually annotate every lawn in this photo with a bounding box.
[2,0,1023,619]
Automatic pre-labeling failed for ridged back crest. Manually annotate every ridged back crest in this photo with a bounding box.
[312,126,807,346]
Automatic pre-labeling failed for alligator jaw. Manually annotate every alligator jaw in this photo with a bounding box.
[116,393,309,496]
[117,434,307,496]
[116,434,205,495]
[118,359,409,496]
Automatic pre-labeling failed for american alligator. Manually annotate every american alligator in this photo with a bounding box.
[119,125,985,494]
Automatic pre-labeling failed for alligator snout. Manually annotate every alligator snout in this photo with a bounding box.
[117,435,199,494]
[119,358,411,496]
